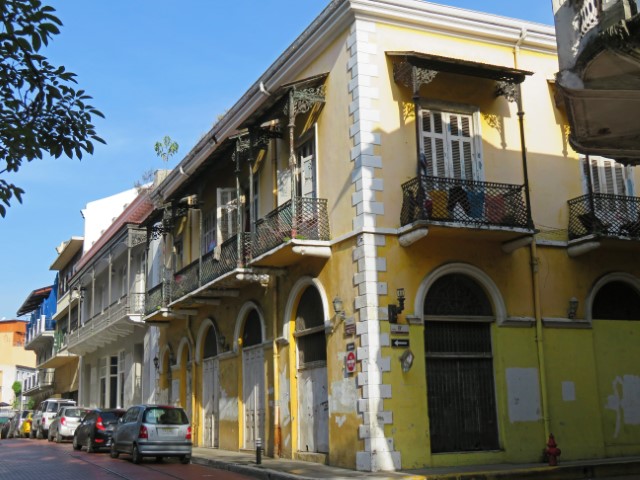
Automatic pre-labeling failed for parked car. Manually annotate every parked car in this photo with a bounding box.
[9,410,32,438]
[48,406,87,443]
[110,405,192,464]
[19,412,33,438]
[73,408,125,452]
[0,414,14,439]
[31,398,76,439]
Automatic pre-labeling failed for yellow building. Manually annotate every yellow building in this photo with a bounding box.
[142,0,640,472]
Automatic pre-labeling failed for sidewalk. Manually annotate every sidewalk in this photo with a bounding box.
[191,447,640,480]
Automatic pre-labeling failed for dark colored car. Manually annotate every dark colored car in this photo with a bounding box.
[73,408,125,453]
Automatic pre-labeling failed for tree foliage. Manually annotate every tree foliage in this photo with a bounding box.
[154,135,178,164]
[0,0,105,217]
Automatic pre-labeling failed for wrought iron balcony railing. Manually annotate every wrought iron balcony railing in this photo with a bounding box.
[145,282,168,315]
[251,197,330,259]
[568,193,640,240]
[400,176,531,229]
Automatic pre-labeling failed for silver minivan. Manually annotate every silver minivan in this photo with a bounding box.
[110,405,192,464]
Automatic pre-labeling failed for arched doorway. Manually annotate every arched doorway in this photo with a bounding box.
[200,323,220,448]
[590,276,640,445]
[423,272,499,453]
[295,286,329,454]
[242,309,265,449]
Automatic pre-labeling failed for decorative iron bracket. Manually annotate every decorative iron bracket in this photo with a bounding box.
[495,80,519,103]
[283,85,326,119]
[393,60,438,96]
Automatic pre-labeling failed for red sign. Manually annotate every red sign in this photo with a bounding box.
[346,351,356,374]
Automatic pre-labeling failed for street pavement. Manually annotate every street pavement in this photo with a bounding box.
[0,437,253,480]
[3,436,640,480]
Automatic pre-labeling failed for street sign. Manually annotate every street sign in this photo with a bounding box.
[390,324,409,335]
[391,338,410,348]
[345,342,356,374]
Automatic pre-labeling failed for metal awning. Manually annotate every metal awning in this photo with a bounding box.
[387,51,532,84]
[17,286,53,316]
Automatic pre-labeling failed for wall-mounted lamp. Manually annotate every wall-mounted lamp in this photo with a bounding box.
[399,349,414,373]
[568,296,579,319]
[332,296,346,320]
[388,288,406,324]
[153,356,159,371]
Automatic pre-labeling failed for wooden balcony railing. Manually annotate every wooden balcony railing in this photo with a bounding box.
[568,193,640,240]
[400,176,531,229]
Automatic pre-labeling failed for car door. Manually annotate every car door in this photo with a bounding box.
[118,407,139,451]
[83,412,96,446]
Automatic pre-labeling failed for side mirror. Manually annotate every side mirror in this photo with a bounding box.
[118,417,124,424]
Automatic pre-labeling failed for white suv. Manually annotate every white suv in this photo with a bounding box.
[31,398,76,439]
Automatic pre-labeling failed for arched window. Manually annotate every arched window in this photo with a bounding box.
[242,310,262,347]
[295,287,326,366]
[424,273,492,316]
[203,326,218,359]
[592,281,640,320]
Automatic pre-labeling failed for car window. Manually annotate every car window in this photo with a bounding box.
[144,407,188,425]
[63,408,83,418]
[123,408,137,424]
[100,411,124,425]
[46,403,59,413]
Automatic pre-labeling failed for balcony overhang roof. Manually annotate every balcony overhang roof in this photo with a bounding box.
[49,237,83,271]
[387,51,532,84]
[17,285,53,316]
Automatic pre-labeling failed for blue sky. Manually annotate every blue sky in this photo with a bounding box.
[0,1,554,320]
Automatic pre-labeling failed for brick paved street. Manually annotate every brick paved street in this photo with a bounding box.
[0,437,256,480]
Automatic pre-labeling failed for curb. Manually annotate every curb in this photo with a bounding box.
[192,456,307,480]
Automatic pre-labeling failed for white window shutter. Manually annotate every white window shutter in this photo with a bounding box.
[216,188,237,245]
[421,110,447,176]
[277,169,292,206]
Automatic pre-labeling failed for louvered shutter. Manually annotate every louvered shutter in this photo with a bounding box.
[216,188,238,245]
[448,114,474,180]
[421,110,447,177]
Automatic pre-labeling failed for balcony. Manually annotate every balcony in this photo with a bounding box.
[24,316,56,351]
[67,292,145,355]
[553,0,640,162]
[568,193,640,254]
[145,234,247,321]
[23,369,55,396]
[39,330,78,369]
[249,197,331,267]
[399,176,533,247]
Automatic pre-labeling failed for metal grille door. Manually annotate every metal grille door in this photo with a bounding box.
[425,321,499,453]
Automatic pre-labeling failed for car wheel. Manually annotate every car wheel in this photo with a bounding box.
[36,427,43,440]
[72,436,82,451]
[55,431,62,443]
[47,430,52,442]
[180,455,190,465]
[86,439,95,453]
[110,443,119,459]
[131,444,142,464]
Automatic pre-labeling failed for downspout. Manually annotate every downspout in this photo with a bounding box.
[272,276,282,457]
[186,315,196,443]
[514,28,551,440]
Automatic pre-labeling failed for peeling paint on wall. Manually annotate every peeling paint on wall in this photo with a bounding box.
[606,375,640,438]
[279,365,291,427]
[330,378,357,414]
[335,415,346,427]
[219,387,239,421]
[506,368,542,422]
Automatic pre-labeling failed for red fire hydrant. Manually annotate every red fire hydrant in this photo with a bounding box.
[545,434,561,466]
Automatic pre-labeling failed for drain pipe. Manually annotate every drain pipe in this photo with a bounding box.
[514,27,551,440]
[272,276,282,457]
